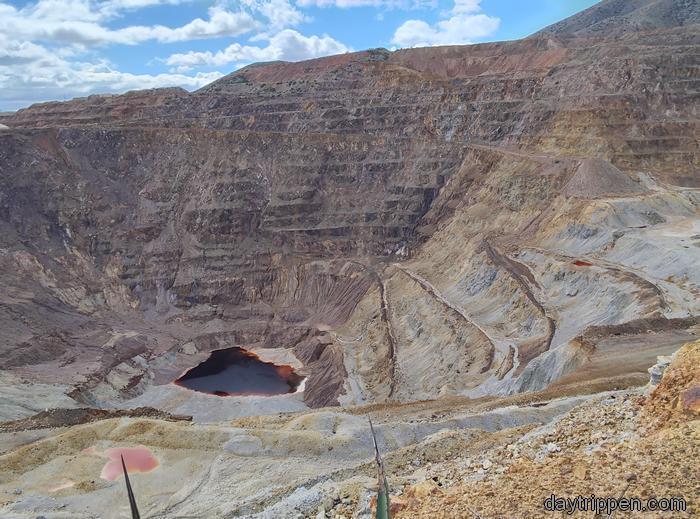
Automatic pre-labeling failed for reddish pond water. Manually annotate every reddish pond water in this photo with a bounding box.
[84,446,159,481]
[174,347,304,397]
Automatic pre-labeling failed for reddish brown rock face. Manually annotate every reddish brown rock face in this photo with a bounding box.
[645,341,700,425]
[680,386,700,416]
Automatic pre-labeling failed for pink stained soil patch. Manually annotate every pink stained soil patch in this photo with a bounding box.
[86,446,159,481]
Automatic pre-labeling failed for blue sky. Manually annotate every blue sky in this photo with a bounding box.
[0,0,598,111]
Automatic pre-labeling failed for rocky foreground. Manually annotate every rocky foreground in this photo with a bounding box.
[0,340,696,518]
[393,340,700,518]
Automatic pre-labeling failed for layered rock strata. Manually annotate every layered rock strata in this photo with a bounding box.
[0,0,698,414]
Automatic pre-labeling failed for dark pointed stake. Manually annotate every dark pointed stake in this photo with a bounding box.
[369,416,390,519]
[368,417,382,475]
[121,454,141,519]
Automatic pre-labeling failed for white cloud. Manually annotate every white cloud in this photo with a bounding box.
[391,0,499,47]
[166,29,351,71]
[101,0,193,15]
[127,7,259,43]
[0,39,49,66]
[297,0,382,7]
[296,0,429,8]
[0,4,259,46]
[451,0,481,14]
[24,0,105,23]
[0,35,221,110]
[240,0,308,34]
[0,0,348,110]
[3,0,197,26]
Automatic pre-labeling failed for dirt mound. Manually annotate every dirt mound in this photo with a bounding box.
[0,407,191,432]
[202,50,384,88]
[644,339,700,426]
[562,158,645,199]
[395,389,699,518]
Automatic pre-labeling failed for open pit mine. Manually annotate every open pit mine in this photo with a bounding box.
[0,0,699,517]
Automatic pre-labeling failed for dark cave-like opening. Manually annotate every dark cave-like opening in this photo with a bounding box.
[174,347,304,397]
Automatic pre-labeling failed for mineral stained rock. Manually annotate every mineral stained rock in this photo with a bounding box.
[0,0,698,420]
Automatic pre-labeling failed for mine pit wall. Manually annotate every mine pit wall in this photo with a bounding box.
[0,127,464,293]
[4,121,696,409]
[1,21,699,411]
[0,126,472,408]
[2,122,698,409]
[336,138,699,403]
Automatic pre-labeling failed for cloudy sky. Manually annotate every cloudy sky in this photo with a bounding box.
[0,0,598,111]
